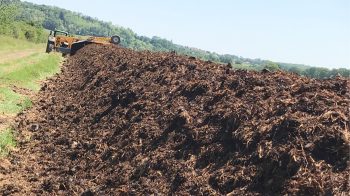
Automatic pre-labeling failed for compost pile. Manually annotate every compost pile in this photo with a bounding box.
[12,44,350,195]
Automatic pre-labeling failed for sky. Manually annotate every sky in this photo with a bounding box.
[25,0,350,69]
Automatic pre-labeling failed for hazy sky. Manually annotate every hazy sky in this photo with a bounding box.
[25,0,349,68]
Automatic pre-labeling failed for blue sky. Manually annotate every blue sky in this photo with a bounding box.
[25,0,349,68]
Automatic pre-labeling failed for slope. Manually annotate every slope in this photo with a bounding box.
[17,1,350,78]
[1,44,348,195]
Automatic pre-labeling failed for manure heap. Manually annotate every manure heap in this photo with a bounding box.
[6,44,350,195]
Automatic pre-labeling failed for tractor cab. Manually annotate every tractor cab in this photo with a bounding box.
[46,29,80,54]
[51,30,69,37]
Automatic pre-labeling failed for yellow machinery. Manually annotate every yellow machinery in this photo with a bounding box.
[45,30,120,55]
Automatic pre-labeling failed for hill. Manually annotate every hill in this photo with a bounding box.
[2,44,348,195]
[0,0,349,78]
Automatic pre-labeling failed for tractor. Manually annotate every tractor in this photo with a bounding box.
[45,29,121,55]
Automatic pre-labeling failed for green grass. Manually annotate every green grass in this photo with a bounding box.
[0,128,16,156]
[0,87,32,114]
[0,35,44,52]
[0,51,61,114]
[0,35,61,156]
[0,53,61,90]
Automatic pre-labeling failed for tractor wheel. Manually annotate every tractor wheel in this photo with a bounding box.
[111,36,121,45]
[45,41,54,53]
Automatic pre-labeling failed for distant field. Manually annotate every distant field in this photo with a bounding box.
[0,35,62,156]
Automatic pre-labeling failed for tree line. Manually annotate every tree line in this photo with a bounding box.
[0,0,47,43]
[1,0,349,78]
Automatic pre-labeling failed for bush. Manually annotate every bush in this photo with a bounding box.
[0,21,47,43]
[263,61,280,71]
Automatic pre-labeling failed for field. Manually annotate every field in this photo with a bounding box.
[0,44,348,195]
[0,36,61,156]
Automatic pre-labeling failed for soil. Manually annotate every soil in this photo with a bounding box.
[1,44,349,195]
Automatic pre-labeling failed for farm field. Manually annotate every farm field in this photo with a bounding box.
[0,44,348,195]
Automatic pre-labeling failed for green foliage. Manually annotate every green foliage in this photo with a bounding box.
[0,0,47,43]
[263,61,280,71]
[303,67,350,78]
[232,63,257,70]
[0,0,18,24]
[0,128,16,156]
[5,1,348,79]
[287,66,302,74]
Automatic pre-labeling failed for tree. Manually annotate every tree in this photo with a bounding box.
[17,8,45,26]
[318,68,330,79]
[304,67,320,78]
[332,68,350,78]
[4,0,349,79]
[0,0,18,24]
[263,61,280,71]
[288,66,303,75]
